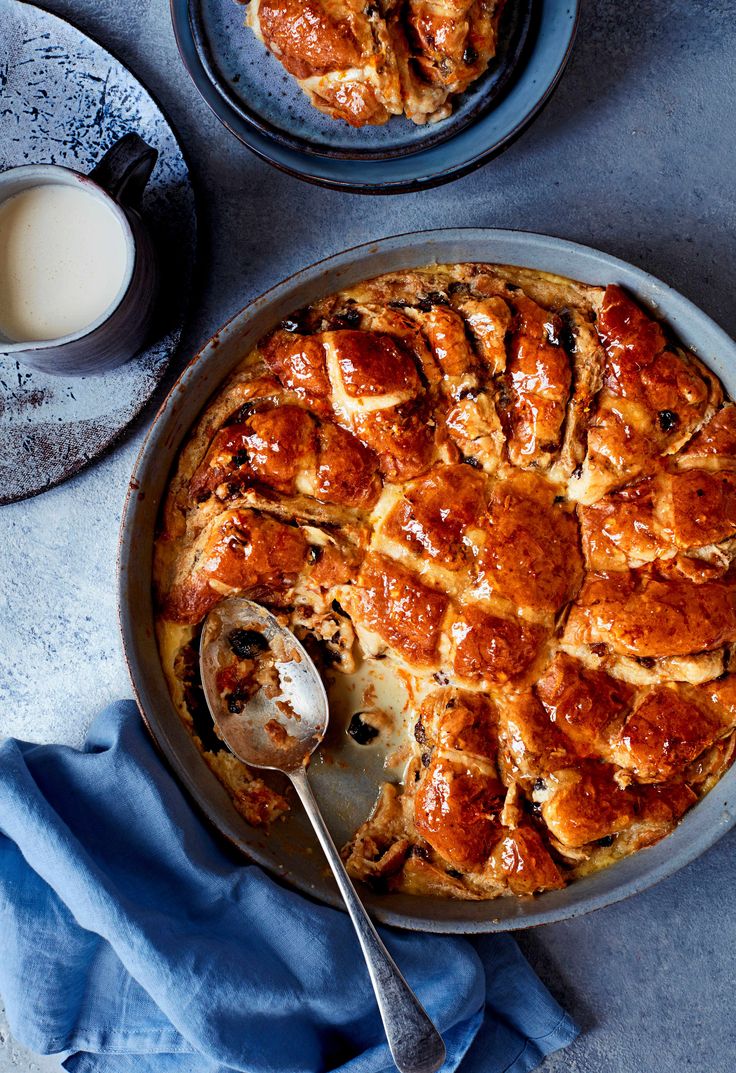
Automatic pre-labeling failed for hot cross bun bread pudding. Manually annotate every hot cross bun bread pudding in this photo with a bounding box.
[244,1,508,126]
[154,263,736,900]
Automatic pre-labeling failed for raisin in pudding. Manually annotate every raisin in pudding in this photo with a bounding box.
[154,263,736,900]
[217,628,275,712]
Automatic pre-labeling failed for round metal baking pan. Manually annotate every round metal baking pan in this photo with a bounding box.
[119,228,736,932]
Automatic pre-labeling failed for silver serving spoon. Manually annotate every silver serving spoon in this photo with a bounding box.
[200,597,446,1073]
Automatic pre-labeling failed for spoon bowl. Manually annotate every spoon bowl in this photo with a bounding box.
[199,596,446,1073]
[200,598,327,773]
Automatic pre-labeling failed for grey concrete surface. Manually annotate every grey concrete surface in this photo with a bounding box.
[1,0,735,1069]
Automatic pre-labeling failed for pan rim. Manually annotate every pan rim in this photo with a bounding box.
[118,226,736,932]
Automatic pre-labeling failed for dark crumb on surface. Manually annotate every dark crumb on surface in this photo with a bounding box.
[331,307,361,329]
[447,281,470,298]
[414,719,427,744]
[347,712,380,745]
[228,628,269,660]
[417,291,449,311]
[227,692,249,714]
[462,454,483,469]
[658,409,680,432]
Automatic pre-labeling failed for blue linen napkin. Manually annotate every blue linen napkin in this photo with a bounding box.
[0,702,577,1073]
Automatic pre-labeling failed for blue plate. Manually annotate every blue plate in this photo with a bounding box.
[171,0,579,192]
[185,0,536,161]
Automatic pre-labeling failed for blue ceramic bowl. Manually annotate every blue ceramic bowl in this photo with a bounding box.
[170,0,579,192]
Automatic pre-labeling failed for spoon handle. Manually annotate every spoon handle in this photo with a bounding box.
[289,767,446,1073]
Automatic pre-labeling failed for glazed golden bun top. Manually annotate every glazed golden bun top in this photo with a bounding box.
[154,263,736,900]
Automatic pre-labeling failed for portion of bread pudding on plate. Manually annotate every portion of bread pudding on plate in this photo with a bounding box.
[244,0,509,125]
